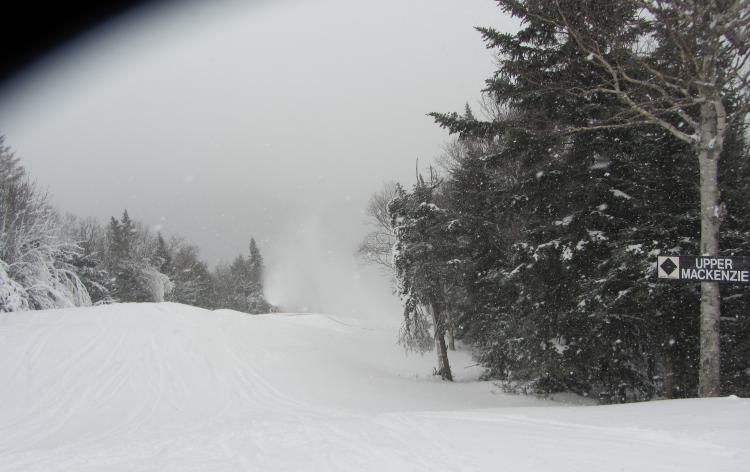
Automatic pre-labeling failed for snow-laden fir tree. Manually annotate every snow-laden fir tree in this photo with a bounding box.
[168,240,215,309]
[426,0,750,400]
[437,0,750,398]
[388,173,462,381]
[106,210,172,303]
[213,238,270,314]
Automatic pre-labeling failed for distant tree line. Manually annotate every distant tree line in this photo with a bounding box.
[363,0,750,402]
[0,136,271,314]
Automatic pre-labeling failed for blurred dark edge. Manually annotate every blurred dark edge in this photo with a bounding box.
[0,0,151,86]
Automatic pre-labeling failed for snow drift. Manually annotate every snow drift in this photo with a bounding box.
[0,303,747,471]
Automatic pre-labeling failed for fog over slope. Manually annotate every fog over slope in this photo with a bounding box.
[0,0,514,316]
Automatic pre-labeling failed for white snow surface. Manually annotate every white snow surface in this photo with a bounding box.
[0,302,748,471]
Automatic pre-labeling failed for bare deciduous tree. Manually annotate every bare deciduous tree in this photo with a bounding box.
[356,181,399,272]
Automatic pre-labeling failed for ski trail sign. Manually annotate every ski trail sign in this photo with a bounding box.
[657,256,750,283]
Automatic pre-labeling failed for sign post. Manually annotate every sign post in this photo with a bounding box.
[657,256,750,283]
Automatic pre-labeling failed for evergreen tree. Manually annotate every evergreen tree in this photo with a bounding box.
[248,239,263,289]
[170,242,215,309]
[212,239,271,314]
[106,210,172,303]
[432,0,750,398]
[421,0,749,400]
[389,173,457,381]
[246,238,269,313]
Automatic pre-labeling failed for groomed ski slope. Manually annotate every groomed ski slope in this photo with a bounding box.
[0,303,747,471]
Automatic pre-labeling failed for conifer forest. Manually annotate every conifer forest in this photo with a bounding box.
[358,0,750,402]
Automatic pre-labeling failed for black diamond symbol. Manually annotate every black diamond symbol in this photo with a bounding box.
[660,258,677,275]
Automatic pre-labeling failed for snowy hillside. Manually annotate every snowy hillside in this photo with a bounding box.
[0,303,747,471]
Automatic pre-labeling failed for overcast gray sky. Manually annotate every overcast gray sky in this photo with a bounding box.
[0,0,516,317]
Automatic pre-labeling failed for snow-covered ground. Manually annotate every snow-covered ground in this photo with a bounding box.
[0,303,747,471]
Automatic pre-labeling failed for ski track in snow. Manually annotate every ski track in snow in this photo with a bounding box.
[0,302,748,471]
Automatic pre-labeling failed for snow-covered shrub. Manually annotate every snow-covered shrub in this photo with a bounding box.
[0,140,91,311]
[0,260,29,312]
[138,264,173,302]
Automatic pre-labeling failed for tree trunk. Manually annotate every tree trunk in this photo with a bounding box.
[697,96,725,398]
[427,301,453,381]
[447,322,456,351]
[663,347,674,399]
